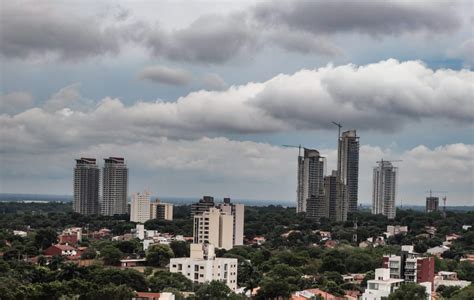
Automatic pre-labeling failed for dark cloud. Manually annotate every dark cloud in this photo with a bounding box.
[254,0,460,36]
[138,65,193,86]
[0,1,464,63]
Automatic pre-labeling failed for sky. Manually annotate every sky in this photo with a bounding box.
[0,0,473,206]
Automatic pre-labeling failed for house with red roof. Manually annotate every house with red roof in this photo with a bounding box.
[43,244,77,257]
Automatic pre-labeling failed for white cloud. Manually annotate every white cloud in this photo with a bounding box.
[0,92,33,115]
[201,73,228,91]
[1,60,472,154]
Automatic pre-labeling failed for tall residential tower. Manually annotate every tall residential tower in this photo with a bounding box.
[101,157,128,216]
[297,148,325,219]
[337,130,359,213]
[73,158,100,215]
[372,160,398,219]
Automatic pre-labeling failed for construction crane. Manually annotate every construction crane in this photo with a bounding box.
[282,144,302,156]
[425,190,448,198]
[425,190,448,216]
[332,121,342,138]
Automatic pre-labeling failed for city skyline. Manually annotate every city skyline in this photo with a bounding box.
[0,1,473,206]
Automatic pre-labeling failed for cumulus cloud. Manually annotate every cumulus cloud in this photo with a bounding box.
[0,92,33,115]
[0,0,465,63]
[1,60,472,153]
[43,83,92,112]
[200,73,228,91]
[138,65,193,86]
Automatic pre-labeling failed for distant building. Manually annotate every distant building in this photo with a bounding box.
[434,271,471,290]
[324,170,347,222]
[59,227,82,245]
[191,196,215,216]
[44,244,77,257]
[131,191,151,223]
[217,198,244,246]
[101,157,128,216]
[372,160,398,219]
[297,148,325,219]
[73,158,100,215]
[190,197,244,248]
[193,207,234,250]
[150,199,173,221]
[169,243,238,291]
[385,225,408,238]
[337,130,359,213]
[426,197,439,213]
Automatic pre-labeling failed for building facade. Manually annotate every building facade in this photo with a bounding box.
[324,170,347,222]
[169,244,238,291]
[130,191,151,223]
[297,148,325,218]
[372,160,398,219]
[191,196,215,216]
[150,199,173,221]
[426,197,439,213]
[193,207,234,250]
[337,130,360,213]
[362,268,404,300]
[218,198,244,246]
[73,158,100,215]
[101,157,128,216]
[382,246,435,289]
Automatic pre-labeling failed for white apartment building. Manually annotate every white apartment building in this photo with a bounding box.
[372,160,398,219]
[218,199,244,246]
[169,243,238,291]
[194,207,234,250]
[130,191,151,223]
[150,199,173,221]
[362,268,404,300]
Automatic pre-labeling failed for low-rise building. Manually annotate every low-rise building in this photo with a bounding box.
[385,225,408,238]
[43,244,77,257]
[169,243,238,291]
[362,268,404,300]
[427,245,449,257]
[292,288,345,300]
[434,271,471,290]
[13,230,28,237]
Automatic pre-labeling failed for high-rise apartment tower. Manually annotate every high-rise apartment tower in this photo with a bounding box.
[101,157,128,216]
[297,148,325,219]
[372,160,398,219]
[73,158,100,215]
[337,130,359,213]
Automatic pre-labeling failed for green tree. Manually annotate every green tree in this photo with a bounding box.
[170,241,189,258]
[388,283,427,300]
[149,270,193,292]
[146,244,174,267]
[100,245,123,265]
[256,277,291,300]
[450,284,474,300]
[80,248,97,259]
[436,285,460,299]
[195,280,233,299]
[34,228,58,250]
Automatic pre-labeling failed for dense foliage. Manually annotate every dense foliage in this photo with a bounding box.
[0,202,473,299]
